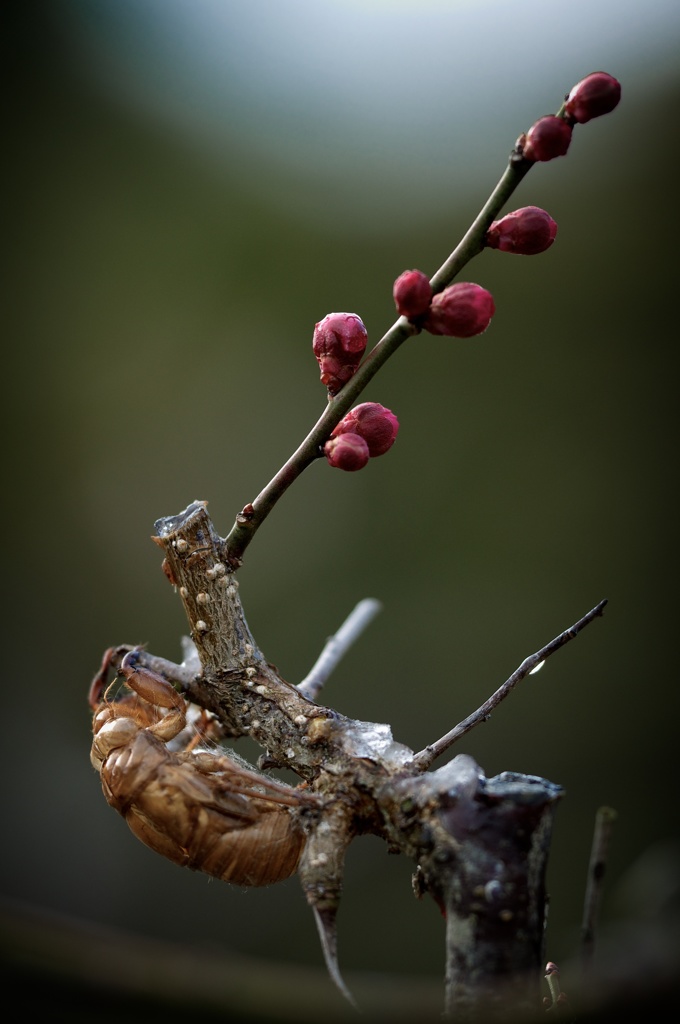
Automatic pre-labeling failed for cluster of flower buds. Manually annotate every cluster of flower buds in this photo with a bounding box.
[315,71,621,474]
[312,312,368,396]
[521,72,621,162]
[324,402,399,471]
[393,273,495,337]
[486,206,558,256]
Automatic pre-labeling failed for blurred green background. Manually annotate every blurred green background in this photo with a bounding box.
[4,0,679,1018]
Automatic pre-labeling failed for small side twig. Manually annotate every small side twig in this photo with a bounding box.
[411,599,608,771]
[298,598,382,701]
[581,805,617,971]
[543,961,568,1012]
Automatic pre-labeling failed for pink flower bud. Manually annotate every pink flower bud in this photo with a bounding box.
[332,402,399,457]
[393,269,432,319]
[522,116,572,162]
[564,72,621,124]
[312,312,368,395]
[423,282,495,338]
[324,432,370,471]
[486,206,558,255]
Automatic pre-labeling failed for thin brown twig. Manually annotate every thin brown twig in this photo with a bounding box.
[410,599,608,771]
[581,805,618,970]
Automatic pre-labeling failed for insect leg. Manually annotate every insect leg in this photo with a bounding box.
[120,649,187,741]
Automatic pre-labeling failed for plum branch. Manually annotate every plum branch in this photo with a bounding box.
[222,71,621,567]
[223,102,565,565]
[91,72,622,1020]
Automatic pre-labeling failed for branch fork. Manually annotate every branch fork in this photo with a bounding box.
[91,73,621,1016]
[135,499,606,1012]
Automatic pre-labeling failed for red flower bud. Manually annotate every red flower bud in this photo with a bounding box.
[423,282,495,338]
[522,116,572,162]
[312,312,368,395]
[564,72,621,124]
[332,402,399,457]
[393,269,432,319]
[324,432,370,471]
[486,206,558,256]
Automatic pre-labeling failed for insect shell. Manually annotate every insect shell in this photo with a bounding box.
[89,648,315,887]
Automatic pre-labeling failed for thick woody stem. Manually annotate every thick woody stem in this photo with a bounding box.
[438,769,561,1020]
[383,755,562,1021]
[152,501,331,769]
[150,500,409,789]
[141,499,606,1014]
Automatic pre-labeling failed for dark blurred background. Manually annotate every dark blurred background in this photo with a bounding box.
[3,1,679,1019]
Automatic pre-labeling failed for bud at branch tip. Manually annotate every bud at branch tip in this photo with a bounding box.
[565,72,621,124]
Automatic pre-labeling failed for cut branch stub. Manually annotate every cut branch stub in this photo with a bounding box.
[387,755,562,1021]
[154,500,259,674]
[153,500,329,761]
[150,500,414,781]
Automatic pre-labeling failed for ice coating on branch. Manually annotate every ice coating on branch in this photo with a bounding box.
[180,636,201,674]
[485,771,563,803]
[383,754,485,810]
[385,757,564,816]
[429,754,485,799]
[154,500,208,538]
[340,719,414,768]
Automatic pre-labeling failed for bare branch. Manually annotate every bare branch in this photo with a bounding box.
[411,599,608,772]
[90,69,623,1013]
[223,159,537,566]
[298,598,382,701]
[581,805,618,970]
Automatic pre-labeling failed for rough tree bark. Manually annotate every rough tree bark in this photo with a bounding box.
[97,498,601,1018]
